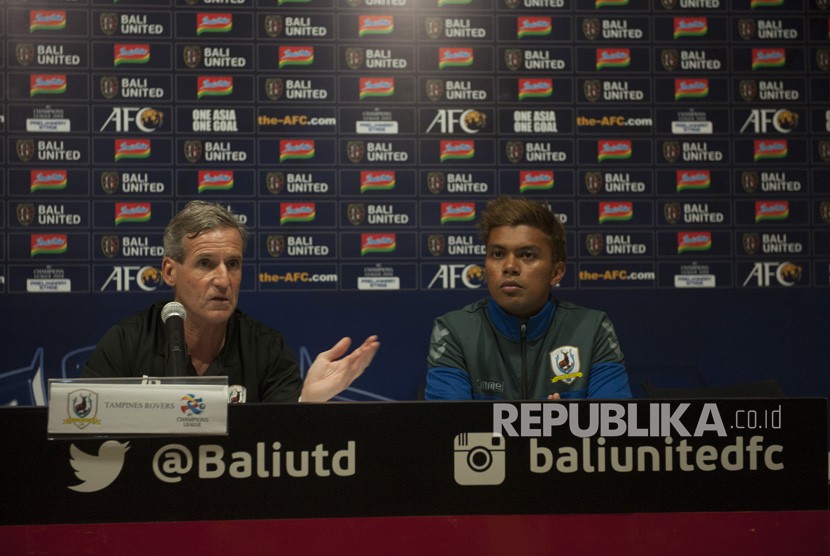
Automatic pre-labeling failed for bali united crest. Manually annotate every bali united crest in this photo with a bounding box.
[16,43,35,67]
[100,76,119,100]
[100,13,119,35]
[183,46,203,69]
[267,234,285,257]
[549,346,583,385]
[427,234,446,256]
[101,171,119,194]
[101,235,120,258]
[264,15,284,38]
[265,77,284,101]
[266,171,284,195]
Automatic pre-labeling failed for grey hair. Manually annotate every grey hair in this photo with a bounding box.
[163,201,248,262]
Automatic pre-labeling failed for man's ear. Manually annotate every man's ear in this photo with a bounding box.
[549,261,566,287]
[161,256,176,287]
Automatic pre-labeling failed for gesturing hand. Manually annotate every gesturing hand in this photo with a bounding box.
[300,335,381,402]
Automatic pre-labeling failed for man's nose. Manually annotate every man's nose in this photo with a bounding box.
[503,254,519,274]
[213,264,230,286]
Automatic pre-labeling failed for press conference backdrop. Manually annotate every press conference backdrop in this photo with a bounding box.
[0,1,829,412]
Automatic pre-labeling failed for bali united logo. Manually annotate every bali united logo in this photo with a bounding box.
[101,171,119,194]
[347,203,366,226]
[100,12,118,35]
[184,140,203,163]
[346,140,365,163]
[183,46,202,69]
[17,203,36,226]
[100,76,119,100]
[549,346,583,385]
[265,77,284,101]
[504,48,522,71]
[427,172,445,194]
[17,139,35,162]
[264,15,284,38]
[586,233,604,256]
[16,43,35,66]
[345,47,364,70]
[425,18,442,40]
[425,79,444,102]
[265,171,284,195]
[266,234,285,257]
[101,235,120,258]
[427,234,446,256]
[68,389,99,430]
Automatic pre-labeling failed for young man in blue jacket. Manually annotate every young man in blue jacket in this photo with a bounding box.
[425,196,632,400]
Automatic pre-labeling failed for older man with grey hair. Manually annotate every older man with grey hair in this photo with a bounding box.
[84,201,380,402]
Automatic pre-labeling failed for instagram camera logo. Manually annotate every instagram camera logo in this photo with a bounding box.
[453,432,505,486]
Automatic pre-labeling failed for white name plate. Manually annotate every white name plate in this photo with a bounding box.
[48,380,228,436]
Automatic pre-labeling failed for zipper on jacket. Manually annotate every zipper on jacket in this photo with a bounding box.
[520,320,528,399]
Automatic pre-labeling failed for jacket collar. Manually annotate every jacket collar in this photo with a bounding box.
[486,297,556,342]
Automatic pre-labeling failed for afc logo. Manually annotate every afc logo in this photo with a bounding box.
[738,109,798,134]
[426,264,485,289]
[100,107,164,133]
[99,265,164,292]
[425,109,487,134]
[742,262,803,288]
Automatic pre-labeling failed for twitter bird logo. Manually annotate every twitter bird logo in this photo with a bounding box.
[68,441,130,493]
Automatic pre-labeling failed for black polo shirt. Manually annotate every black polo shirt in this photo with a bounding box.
[83,300,303,402]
